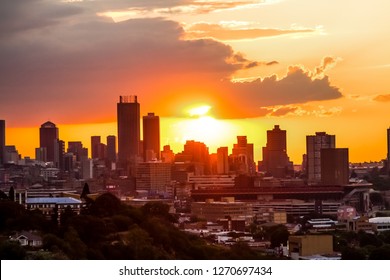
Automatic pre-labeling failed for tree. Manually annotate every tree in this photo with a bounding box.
[368,245,390,260]
[0,241,26,260]
[341,247,366,260]
[8,186,15,201]
[89,192,122,217]
[80,183,90,199]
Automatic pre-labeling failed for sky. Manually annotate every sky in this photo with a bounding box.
[1,0,390,163]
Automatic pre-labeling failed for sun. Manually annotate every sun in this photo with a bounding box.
[187,105,212,117]
[164,104,238,152]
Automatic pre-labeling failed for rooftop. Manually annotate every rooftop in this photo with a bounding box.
[26,197,82,204]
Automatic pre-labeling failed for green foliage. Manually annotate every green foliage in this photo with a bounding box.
[368,244,390,259]
[89,192,122,217]
[341,246,366,260]
[0,241,26,260]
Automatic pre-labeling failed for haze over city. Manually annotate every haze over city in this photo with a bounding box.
[1,0,390,163]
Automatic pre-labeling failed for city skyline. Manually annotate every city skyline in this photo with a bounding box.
[1,0,390,163]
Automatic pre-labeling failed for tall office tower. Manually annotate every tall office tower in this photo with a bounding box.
[0,120,5,165]
[321,148,349,185]
[117,95,140,169]
[261,125,291,178]
[39,121,59,162]
[387,128,390,174]
[217,147,229,174]
[143,113,160,162]
[306,132,335,184]
[63,153,76,172]
[231,136,255,175]
[91,136,101,159]
[35,147,47,162]
[106,135,116,163]
[54,139,65,169]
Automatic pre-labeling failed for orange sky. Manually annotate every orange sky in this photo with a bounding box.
[1,0,390,163]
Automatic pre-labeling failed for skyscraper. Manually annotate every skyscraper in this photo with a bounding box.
[231,136,255,175]
[0,120,5,165]
[117,95,140,169]
[54,139,65,169]
[387,128,390,174]
[321,148,349,185]
[142,112,160,162]
[217,147,229,174]
[68,141,88,161]
[106,135,116,163]
[261,125,291,178]
[91,136,101,159]
[306,132,335,184]
[39,121,59,162]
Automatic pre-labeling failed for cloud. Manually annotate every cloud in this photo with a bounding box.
[256,105,343,118]
[208,65,343,118]
[88,0,267,21]
[0,0,343,126]
[373,94,390,102]
[314,56,341,78]
[184,22,314,41]
[0,0,84,37]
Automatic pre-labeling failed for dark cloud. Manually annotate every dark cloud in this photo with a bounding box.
[0,0,84,37]
[0,0,343,126]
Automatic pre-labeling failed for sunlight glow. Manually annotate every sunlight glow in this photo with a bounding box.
[188,105,212,117]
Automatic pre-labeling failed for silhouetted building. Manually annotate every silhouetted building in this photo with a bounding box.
[91,136,101,159]
[4,146,19,163]
[67,141,87,161]
[306,132,335,184]
[39,121,58,162]
[387,128,390,174]
[217,147,229,174]
[63,153,76,172]
[142,113,160,162]
[175,140,210,175]
[136,162,172,194]
[231,136,255,175]
[35,147,47,162]
[261,125,291,178]
[81,158,93,180]
[106,135,116,163]
[161,145,174,163]
[0,120,5,165]
[321,148,349,185]
[117,95,140,171]
[54,139,65,169]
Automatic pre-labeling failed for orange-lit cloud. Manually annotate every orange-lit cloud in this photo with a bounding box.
[94,0,267,20]
[0,0,343,127]
[184,22,314,41]
[373,94,390,102]
[256,105,343,118]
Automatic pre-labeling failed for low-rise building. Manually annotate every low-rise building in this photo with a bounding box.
[288,235,333,259]
[10,231,42,247]
[191,198,252,222]
[369,217,390,232]
[25,197,82,217]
